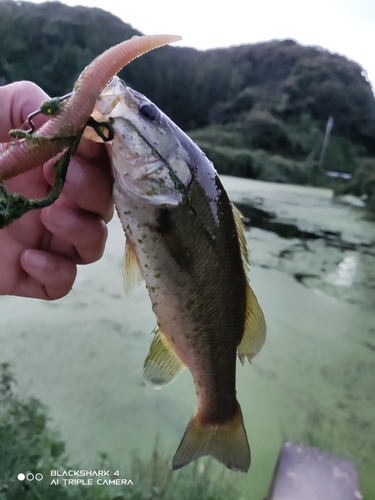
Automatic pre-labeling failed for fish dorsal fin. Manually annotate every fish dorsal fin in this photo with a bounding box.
[231,203,266,364]
[144,326,186,388]
[123,238,143,296]
[231,203,250,272]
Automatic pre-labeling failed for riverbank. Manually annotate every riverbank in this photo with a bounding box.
[0,177,374,498]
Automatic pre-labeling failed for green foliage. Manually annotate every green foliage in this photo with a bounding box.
[1,0,375,147]
[279,53,375,150]
[1,0,375,207]
[0,363,240,500]
[194,141,314,184]
[0,363,69,499]
[192,142,257,178]
[0,0,140,95]
[188,125,246,149]
[208,87,256,124]
[241,110,296,155]
[334,158,375,216]
[122,447,239,500]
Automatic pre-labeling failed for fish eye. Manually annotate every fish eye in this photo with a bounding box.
[139,103,160,121]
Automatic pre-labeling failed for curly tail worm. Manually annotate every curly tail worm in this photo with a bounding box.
[0,34,181,181]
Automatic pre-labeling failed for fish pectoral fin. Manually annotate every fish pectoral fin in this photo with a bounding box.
[172,405,250,472]
[143,326,185,388]
[237,284,266,364]
[123,237,144,296]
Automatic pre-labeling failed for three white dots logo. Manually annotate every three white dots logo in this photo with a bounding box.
[18,472,43,481]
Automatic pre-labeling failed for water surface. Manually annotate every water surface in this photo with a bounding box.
[0,177,374,498]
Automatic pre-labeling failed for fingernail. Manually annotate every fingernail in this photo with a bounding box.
[66,160,84,185]
[48,205,77,228]
[23,250,47,270]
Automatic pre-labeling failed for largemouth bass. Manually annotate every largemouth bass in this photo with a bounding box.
[86,76,266,472]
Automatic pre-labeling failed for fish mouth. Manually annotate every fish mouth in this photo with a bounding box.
[87,78,154,148]
[87,77,131,127]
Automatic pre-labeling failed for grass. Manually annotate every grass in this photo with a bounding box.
[0,363,240,500]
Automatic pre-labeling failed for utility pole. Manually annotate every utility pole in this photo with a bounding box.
[318,115,334,170]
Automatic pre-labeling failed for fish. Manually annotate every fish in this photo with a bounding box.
[86,76,266,472]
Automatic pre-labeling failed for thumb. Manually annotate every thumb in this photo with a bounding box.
[0,81,49,142]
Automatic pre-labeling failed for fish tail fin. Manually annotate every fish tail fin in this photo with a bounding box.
[172,405,250,472]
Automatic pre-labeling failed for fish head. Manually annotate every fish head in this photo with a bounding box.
[87,76,192,206]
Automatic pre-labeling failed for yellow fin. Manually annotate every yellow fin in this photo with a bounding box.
[172,405,250,472]
[143,327,185,388]
[123,238,143,296]
[231,203,250,271]
[231,203,266,364]
[238,284,266,364]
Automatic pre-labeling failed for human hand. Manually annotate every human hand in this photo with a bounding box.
[0,81,114,299]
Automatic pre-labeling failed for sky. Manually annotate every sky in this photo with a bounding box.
[27,0,375,89]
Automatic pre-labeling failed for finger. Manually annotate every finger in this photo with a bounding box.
[40,201,108,264]
[0,81,48,141]
[76,136,106,160]
[43,154,114,223]
[20,249,77,300]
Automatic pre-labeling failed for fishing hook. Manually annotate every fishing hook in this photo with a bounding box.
[26,92,73,134]
[86,117,114,142]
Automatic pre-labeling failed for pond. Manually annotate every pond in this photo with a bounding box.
[0,176,374,499]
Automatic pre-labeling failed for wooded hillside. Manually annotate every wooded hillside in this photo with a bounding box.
[1,0,374,210]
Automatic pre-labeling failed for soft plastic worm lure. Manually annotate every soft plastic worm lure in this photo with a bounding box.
[0,34,180,228]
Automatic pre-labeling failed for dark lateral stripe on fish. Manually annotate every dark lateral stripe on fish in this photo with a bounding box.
[153,207,193,269]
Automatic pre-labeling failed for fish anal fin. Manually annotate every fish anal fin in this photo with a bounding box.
[172,405,250,472]
[123,237,143,296]
[144,326,185,388]
[238,284,266,365]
